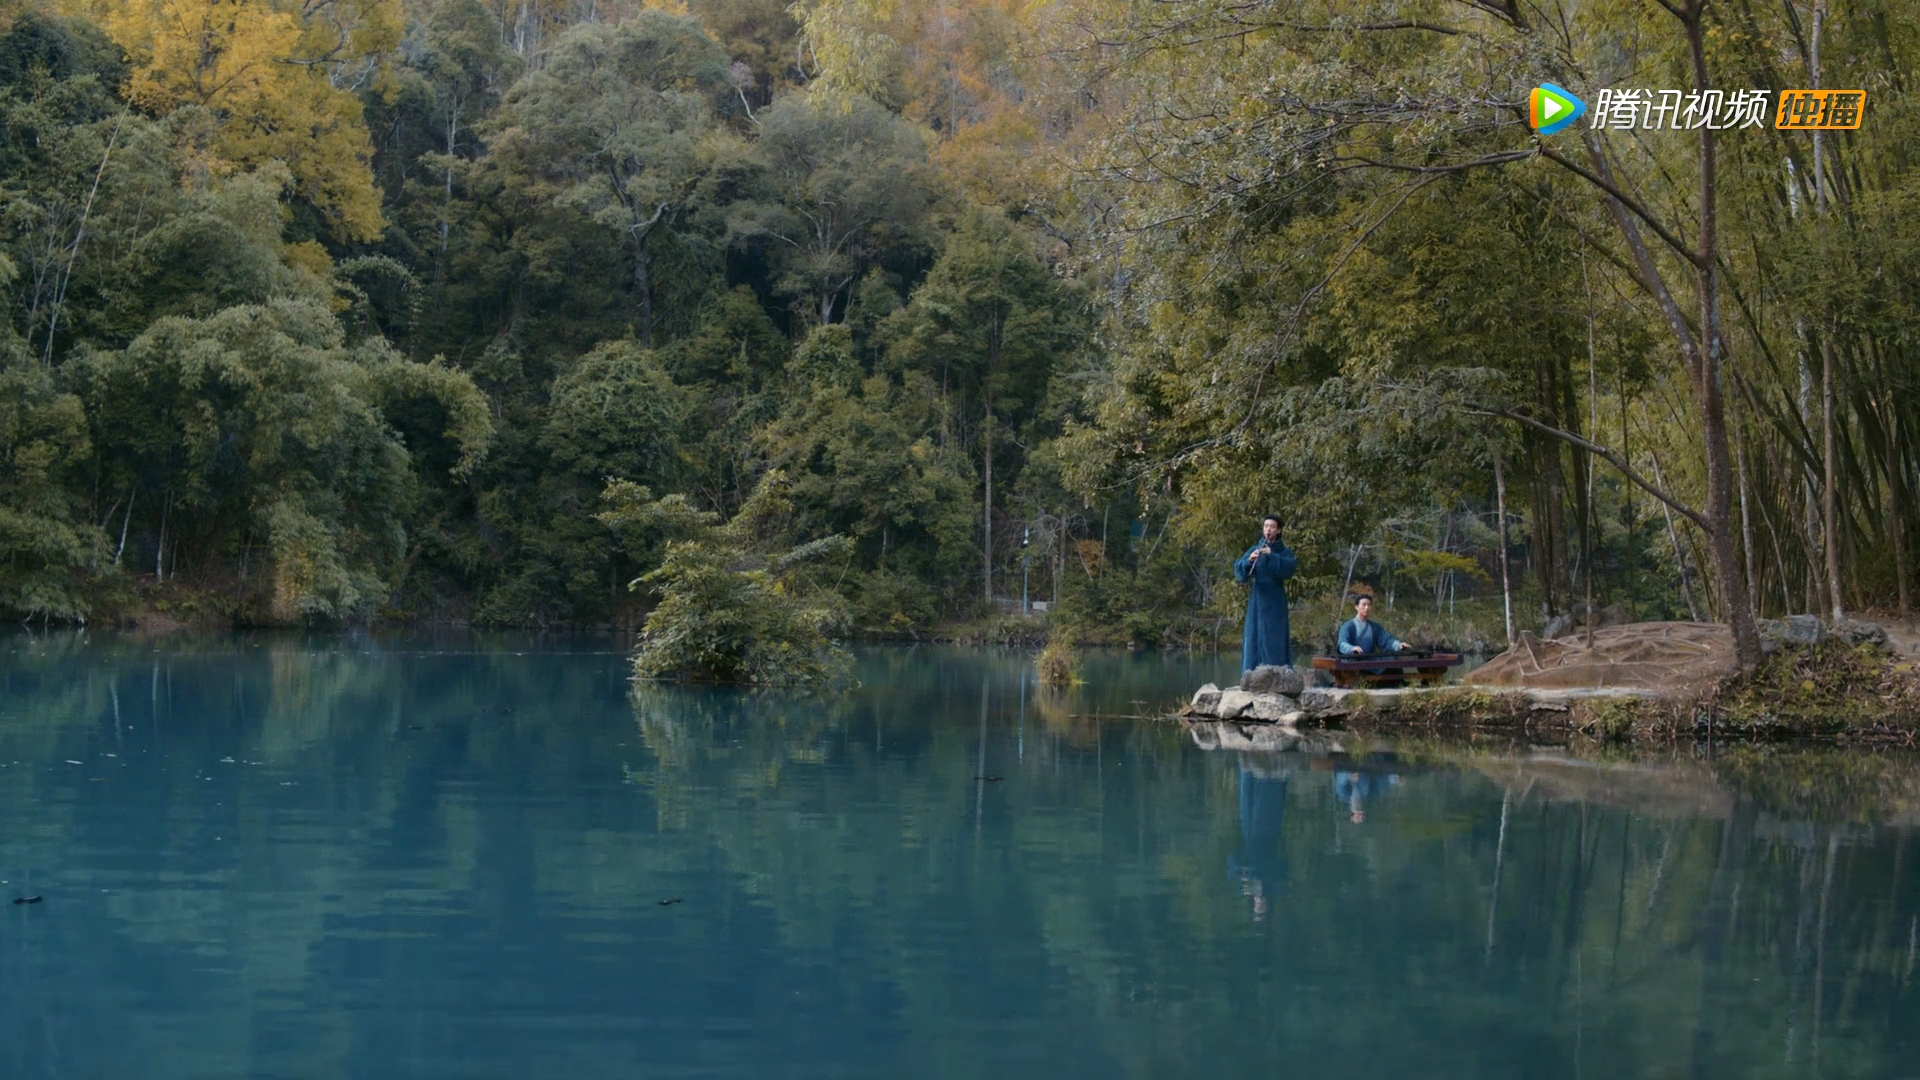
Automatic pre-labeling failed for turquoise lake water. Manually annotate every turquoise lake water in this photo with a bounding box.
[1,634,1917,1078]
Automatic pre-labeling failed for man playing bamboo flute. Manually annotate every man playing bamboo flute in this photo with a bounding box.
[1337,595,1409,657]
[1234,515,1298,671]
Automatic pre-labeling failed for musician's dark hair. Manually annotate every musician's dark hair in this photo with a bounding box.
[1260,514,1283,531]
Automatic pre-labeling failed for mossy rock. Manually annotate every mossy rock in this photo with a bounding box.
[1575,697,1643,741]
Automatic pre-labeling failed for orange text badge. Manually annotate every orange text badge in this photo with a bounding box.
[1775,90,1865,130]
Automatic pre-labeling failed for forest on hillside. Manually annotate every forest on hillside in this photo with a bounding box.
[2,0,1917,658]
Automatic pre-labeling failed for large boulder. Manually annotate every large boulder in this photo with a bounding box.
[1299,687,1351,717]
[1241,664,1305,697]
[1831,618,1888,648]
[1242,695,1301,723]
[1779,614,1826,647]
[1214,689,1258,719]
[1757,615,1884,652]
[1190,683,1222,714]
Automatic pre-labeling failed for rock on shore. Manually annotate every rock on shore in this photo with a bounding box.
[1182,665,1311,724]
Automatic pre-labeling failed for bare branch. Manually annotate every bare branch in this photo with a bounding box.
[1334,149,1535,174]
[1474,407,1711,530]
[1235,173,1441,433]
[1256,19,1468,36]
[1536,144,1703,270]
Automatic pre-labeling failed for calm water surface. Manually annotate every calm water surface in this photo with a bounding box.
[2,634,1917,1078]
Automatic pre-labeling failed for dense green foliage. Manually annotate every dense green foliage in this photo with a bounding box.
[0,0,1110,646]
[602,471,856,685]
[4,0,1916,665]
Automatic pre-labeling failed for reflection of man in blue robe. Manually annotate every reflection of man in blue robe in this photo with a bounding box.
[1228,756,1290,920]
[1234,516,1297,673]
[1333,762,1401,824]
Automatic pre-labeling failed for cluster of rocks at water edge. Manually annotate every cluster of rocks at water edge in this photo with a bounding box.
[1181,664,1337,725]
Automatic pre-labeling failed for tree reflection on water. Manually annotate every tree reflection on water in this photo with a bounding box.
[0,634,1915,1078]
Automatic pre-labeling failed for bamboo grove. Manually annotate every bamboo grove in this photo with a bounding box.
[1057,0,1920,664]
[2,0,1915,659]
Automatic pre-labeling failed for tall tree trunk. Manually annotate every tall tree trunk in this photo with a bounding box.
[1799,333,1824,615]
[115,487,135,567]
[1737,437,1759,617]
[1530,439,1565,616]
[156,490,171,583]
[1494,451,1514,647]
[1811,2,1843,622]
[1619,379,1635,619]
[40,110,125,364]
[1583,257,1598,648]
[1890,411,1911,617]
[634,246,654,349]
[1821,334,1844,619]
[982,391,993,607]
[1650,454,1702,621]
[1685,4,1761,663]
[628,203,668,348]
[1054,516,1063,611]
[438,108,456,296]
[1557,5,1760,662]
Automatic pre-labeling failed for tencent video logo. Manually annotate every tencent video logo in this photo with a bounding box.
[1530,83,1586,135]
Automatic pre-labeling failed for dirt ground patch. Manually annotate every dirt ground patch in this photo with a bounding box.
[1464,621,1737,696]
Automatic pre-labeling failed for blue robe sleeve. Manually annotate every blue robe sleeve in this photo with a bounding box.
[1266,545,1297,582]
[1233,545,1257,584]
[1339,619,1401,654]
[1235,543,1296,585]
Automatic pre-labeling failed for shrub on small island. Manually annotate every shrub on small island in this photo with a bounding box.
[602,472,856,688]
[1037,638,1081,686]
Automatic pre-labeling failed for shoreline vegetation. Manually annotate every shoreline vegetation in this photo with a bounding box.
[83,576,1514,650]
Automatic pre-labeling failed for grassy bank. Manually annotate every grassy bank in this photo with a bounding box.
[1327,641,1920,745]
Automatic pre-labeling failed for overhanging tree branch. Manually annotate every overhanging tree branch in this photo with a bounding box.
[1471,406,1711,531]
[1536,144,1704,270]
[1335,149,1535,174]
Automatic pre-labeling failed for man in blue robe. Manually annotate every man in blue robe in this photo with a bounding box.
[1234,515,1297,672]
[1337,595,1406,657]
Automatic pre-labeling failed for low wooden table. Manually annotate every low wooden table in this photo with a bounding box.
[1311,652,1463,688]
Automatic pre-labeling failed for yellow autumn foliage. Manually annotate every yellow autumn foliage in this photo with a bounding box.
[57,0,399,241]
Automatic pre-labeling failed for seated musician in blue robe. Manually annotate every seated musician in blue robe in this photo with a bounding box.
[1333,762,1402,824]
[1337,595,1407,657]
[1234,515,1298,672]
